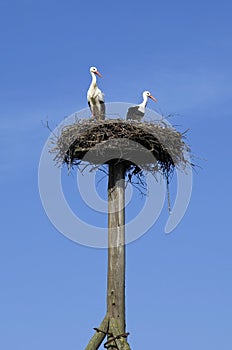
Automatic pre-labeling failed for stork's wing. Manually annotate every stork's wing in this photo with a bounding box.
[99,100,105,120]
[98,90,105,103]
[88,100,92,112]
[126,106,144,121]
[98,90,105,120]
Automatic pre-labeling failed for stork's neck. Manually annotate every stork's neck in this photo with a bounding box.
[139,94,148,109]
[90,72,97,87]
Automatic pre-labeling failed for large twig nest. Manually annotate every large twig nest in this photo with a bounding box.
[51,119,192,183]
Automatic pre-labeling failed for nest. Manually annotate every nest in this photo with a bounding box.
[51,119,191,186]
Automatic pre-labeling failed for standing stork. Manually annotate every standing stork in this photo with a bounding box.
[126,90,157,121]
[87,66,105,121]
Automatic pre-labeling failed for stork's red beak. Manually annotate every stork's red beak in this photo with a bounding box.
[95,70,103,78]
[149,95,157,102]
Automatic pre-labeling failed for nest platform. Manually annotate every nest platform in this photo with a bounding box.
[52,119,191,180]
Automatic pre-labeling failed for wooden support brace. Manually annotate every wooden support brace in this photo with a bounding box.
[85,315,109,350]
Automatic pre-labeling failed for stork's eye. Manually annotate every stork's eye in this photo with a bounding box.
[90,66,97,72]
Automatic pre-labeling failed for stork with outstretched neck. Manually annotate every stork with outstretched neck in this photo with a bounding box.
[126,90,157,121]
[87,66,105,121]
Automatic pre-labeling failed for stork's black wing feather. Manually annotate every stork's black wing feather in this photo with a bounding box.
[99,100,105,120]
[88,100,92,112]
[126,106,144,121]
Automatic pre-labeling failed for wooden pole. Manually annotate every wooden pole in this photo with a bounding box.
[85,159,130,350]
[107,160,126,334]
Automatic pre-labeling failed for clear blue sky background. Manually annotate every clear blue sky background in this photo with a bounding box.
[1,0,232,349]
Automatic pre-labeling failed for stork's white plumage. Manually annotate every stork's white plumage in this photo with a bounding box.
[87,66,105,121]
[126,90,157,121]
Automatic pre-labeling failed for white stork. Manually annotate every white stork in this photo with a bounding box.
[87,66,105,121]
[126,90,157,121]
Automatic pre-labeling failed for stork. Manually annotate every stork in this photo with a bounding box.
[126,90,157,121]
[87,66,105,121]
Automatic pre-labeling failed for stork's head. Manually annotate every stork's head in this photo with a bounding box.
[143,90,157,102]
[89,66,102,78]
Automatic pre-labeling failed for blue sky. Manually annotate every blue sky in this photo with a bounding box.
[1,0,232,349]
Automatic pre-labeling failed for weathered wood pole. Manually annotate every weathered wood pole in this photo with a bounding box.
[107,159,126,334]
[85,159,130,350]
